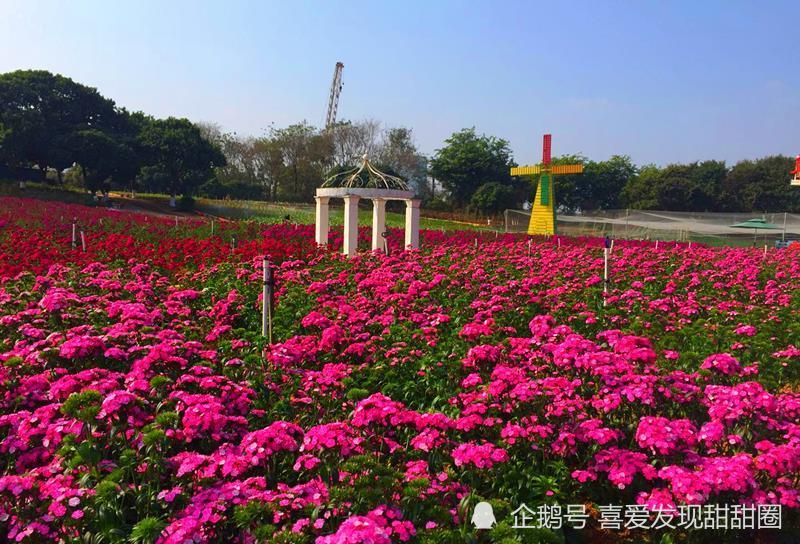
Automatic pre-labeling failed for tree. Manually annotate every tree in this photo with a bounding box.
[136,117,226,201]
[377,127,427,197]
[470,182,515,215]
[67,129,135,194]
[328,119,381,167]
[621,164,660,209]
[429,128,515,208]
[543,155,637,213]
[271,122,328,201]
[647,161,727,211]
[720,156,798,212]
[251,137,286,201]
[0,70,119,178]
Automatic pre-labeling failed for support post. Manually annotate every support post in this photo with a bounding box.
[343,195,360,257]
[404,198,421,250]
[603,247,609,307]
[783,212,787,242]
[262,257,274,343]
[371,198,387,252]
[314,196,330,246]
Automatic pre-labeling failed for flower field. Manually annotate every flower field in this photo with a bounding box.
[0,196,798,543]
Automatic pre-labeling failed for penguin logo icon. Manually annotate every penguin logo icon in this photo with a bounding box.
[471,502,496,529]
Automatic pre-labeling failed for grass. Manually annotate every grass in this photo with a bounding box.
[0,180,98,206]
[193,197,491,231]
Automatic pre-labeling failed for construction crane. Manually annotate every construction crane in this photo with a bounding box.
[325,62,344,130]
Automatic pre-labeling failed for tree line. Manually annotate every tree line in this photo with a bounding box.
[0,70,225,207]
[0,70,426,208]
[197,120,428,203]
[1,70,797,213]
[429,128,799,214]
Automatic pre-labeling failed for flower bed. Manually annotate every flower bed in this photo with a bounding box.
[0,196,798,542]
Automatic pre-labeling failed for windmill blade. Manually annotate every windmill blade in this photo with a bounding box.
[511,165,542,176]
[551,164,584,174]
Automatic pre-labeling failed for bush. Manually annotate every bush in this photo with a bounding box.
[177,195,195,211]
[469,182,515,215]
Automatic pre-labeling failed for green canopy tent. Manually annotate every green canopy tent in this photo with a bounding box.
[730,218,780,246]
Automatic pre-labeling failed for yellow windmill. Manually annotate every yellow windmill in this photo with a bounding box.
[511,134,584,235]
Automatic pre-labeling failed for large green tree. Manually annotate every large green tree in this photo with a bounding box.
[470,182,516,215]
[0,70,119,179]
[719,156,799,212]
[429,128,516,207]
[136,117,226,200]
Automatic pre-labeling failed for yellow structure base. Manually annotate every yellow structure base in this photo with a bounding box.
[527,174,556,235]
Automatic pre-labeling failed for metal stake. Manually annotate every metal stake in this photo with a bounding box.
[262,258,274,343]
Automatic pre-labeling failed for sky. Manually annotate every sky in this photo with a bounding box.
[1,0,798,166]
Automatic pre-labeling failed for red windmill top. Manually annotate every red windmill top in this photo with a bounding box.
[542,134,552,165]
[792,155,800,175]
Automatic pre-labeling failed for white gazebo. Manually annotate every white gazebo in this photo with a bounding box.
[315,155,420,257]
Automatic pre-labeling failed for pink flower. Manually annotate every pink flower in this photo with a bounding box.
[733,324,757,336]
[700,353,741,375]
[635,417,696,455]
[452,442,509,469]
[59,335,105,359]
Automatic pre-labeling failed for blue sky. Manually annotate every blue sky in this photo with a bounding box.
[1,0,798,166]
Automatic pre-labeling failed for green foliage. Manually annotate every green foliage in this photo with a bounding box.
[61,390,103,422]
[430,128,516,207]
[620,156,799,212]
[470,182,516,214]
[554,155,637,212]
[128,517,166,544]
[136,117,226,198]
[0,70,118,175]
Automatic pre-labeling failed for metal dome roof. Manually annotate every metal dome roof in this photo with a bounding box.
[321,154,410,191]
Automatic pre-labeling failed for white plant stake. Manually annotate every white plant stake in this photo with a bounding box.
[71,221,77,249]
[262,258,274,343]
[211,220,215,236]
[80,231,86,253]
[603,247,610,307]
[527,238,532,256]
[764,244,768,259]
[655,240,659,250]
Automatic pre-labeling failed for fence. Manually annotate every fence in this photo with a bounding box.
[504,209,800,246]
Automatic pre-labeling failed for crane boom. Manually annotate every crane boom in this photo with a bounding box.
[325,62,344,130]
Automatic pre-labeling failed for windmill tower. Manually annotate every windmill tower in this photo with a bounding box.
[325,62,344,130]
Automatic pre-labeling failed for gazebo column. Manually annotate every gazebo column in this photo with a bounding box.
[314,196,330,246]
[371,198,387,252]
[342,195,360,257]
[404,199,421,250]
